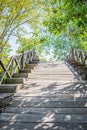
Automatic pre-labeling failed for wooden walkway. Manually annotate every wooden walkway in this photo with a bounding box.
[0,61,87,130]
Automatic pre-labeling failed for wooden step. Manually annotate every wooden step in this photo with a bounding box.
[0,122,87,130]
[29,75,75,79]
[0,84,22,93]
[0,113,87,123]
[29,61,39,64]
[31,71,73,75]
[24,66,34,70]
[13,73,30,78]
[6,78,26,84]
[4,107,87,114]
[13,94,87,101]
[19,69,31,73]
[25,64,37,69]
[34,69,73,72]
[0,61,87,129]
[28,77,76,81]
[9,99,87,108]
[0,93,13,112]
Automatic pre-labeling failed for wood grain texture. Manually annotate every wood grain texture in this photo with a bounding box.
[0,61,87,130]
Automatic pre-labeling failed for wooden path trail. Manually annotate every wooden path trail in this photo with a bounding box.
[0,61,87,130]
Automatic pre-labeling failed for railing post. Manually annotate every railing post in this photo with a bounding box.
[32,49,35,61]
[20,51,24,70]
[32,49,39,62]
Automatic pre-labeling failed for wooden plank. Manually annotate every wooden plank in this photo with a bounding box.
[4,107,87,114]
[25,79,77,82]
[0,93,13,99]
[28,78,75,81]
[16,92,86,97]
[17,86,85,95]
[20,51,24,70]
[0,60,11,84]
[25,81,87,86]
[29,75,75,78]
[17,90,84,95]
[25,80,81,83]
[17,81,87,95]
[13,94,87,101]
[0,84,22,93]
[17,97,87,102]
[9,100,87,108]
[0,113,87,123]
[0,93,13,111]
[0,60,11,78]
[0,122,87,130]
[31,72,73,75]
[13,73,30,78]
[19,69,31,73]
[18,86,85,92]
[6,78,26,84]
[34,69,72,72]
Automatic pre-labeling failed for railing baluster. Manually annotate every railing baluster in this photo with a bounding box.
[20,51,24,70]
[66,48,87,79]
[0,49,39,84]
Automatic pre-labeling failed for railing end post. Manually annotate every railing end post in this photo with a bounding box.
[20,51,24,70]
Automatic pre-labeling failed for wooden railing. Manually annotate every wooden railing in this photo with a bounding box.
[66,48,87,80]
[0,49,39,84]
[66,48,87,66]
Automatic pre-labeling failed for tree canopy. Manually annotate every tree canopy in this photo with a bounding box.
[0,0,46,52]
[0,0,87,61]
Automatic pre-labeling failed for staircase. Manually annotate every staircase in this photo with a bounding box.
[0,50,39,112]
[0,61,87,129]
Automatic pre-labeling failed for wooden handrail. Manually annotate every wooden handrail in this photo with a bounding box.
[0,49,39,84]
[66,48,87,66]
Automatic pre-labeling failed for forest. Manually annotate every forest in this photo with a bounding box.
[0,0,87,61]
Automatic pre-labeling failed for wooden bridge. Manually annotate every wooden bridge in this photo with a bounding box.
[0,49,87,129]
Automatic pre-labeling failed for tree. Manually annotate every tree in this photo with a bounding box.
[44,0,87,49]
[0,41,12,74]
[0,0,46,53]
[17,36,40,53]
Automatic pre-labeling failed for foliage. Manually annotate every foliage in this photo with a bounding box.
[0,41,11,58]
[0,0,87,61]
[0,42,11,73]
[17,36,40,53]
[44,0,87,49]
[0,0,46,53]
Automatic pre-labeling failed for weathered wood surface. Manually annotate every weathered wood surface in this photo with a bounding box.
[4,107,87,114]
[0,93,13,112]
[0,61,87,130]
[1,113,87,123]
[0,50,39,84]
[66,48,87,80]
[0,122,87,130]
[6,78,26,84]
[0,84,22,93]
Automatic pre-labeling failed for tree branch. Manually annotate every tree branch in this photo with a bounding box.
[0,15,39,53]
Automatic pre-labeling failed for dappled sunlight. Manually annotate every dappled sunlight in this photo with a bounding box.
[1,122,86,130]
[64,115,71,121]
[84,103,87,107]
[41,113,55,122]
[0,62,87,129]
[34,123,54,130]
[18,81,87,97]
[0,0,87,128]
